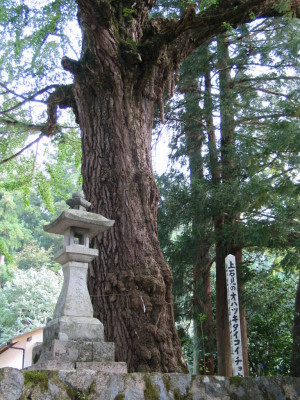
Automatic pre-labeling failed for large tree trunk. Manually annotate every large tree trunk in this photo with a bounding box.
[65,6,187,373]
[77,67,185,373]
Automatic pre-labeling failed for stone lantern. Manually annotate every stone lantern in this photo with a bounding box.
[31,191,127,372]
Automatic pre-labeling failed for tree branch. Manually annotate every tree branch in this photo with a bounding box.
[0,116,46,132]
[147,0,300,65]
[46,84,78,136]
[237,84,290,98]
[237,112,297,124]
[61,57,81,75]
[0,134,44,165]
[0,83,61,115]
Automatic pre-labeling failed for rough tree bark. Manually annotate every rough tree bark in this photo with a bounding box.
[48,0,300,372]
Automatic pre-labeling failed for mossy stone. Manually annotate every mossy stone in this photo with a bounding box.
[230,376,244,385]
[173,388,193,400]
[66,385,88,400]
[114,394,125,400]
[162,375,171,392]
[23,370,49,393]
[144,375,159,400]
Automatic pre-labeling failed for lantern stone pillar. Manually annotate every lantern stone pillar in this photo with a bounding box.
[30,191,127,372]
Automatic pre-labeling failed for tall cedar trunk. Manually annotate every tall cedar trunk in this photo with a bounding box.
[202,51,230,375]
[216,32,234,376]
[202,269,214,375]
[193,294,200,374]
[217,34,249,375]
[56,0,300,373]
[291,272,300,377]
[189,119,203,375]
[192,270,214,375]
[186,78,214,375]
[216,33,250,375]
[197,50,215,375]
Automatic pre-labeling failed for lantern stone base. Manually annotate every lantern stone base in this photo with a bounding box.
[30,315,124,372]
[28,360,127,373]
[43,315,104,342]
[30,338,128,373]
[32,339,115,364]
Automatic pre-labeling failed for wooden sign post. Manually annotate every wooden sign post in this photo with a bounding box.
[225,254,244,377]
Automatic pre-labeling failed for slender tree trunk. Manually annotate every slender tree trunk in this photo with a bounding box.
[193,278,200,375]
[202,268,214,375]
[202,47,232,375]
[291,272,300,377]
[189,125,202,374]
[193,261,215,375]
[185,72,214,375]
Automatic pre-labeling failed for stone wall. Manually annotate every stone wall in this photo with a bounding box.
[1,368,300,400]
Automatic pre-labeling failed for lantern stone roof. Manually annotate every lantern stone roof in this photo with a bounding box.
[43,209,114,239]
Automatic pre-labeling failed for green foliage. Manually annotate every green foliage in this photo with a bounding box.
[0,1,78,83]
[245,263,297,375]
[0,0,82,205]
[249,11,255,20]
[0,187,67,284]
[123,7,134,17]
[0,267,62,344]
[11,240,59,272]
[158,19,300,257]
[0,129,82,209]
[273,0,292,14]
[0,189,32,254]
[150,0,218,19]
[221,22,234,33]
[0,263,17,284]
[0,240,12,263]
[156,17,300,374]
[198,0,218,11]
